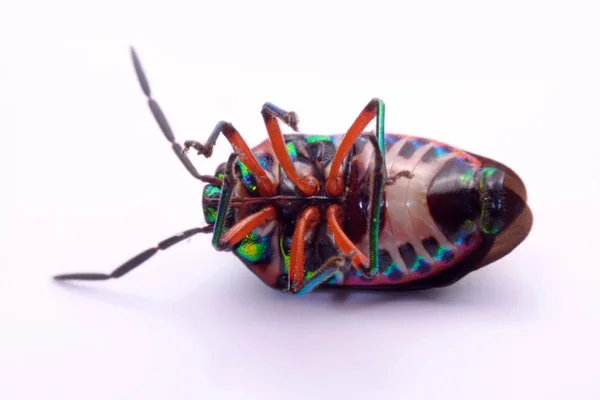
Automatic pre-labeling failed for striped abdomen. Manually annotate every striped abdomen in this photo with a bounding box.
[340,133,502,287]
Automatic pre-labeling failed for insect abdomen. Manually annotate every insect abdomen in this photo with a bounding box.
[338,134,486,287]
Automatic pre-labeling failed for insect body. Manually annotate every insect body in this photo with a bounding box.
[54,48,533,297]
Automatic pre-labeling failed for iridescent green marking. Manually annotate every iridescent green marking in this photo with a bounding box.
[237,162,257,192]
[410,256,430,273]
[204,185,221,198]
[236,155,272,194]
[383,262,402,276]
[305,135,334,144]
[305,270,317,280]
[480,167,495,189]
[399,243,431,274]
[367,99,386,276]
[279,236,290,273]
[422,237,455,263]
[203,207,217,223]
[203,183,222,224]
[377,249,403,279]
[235,231,270,263]
[286,141,297,158]
[483,223,500,235]
[454,220,476,246]
[460,166,474,186]
[376,101,386,156]
[432,246,454,262]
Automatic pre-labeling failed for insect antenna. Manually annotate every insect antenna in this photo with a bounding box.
[130,47,221,186]
[53,226,213,281]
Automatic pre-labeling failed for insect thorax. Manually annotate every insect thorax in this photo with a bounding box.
[201,134,355,287]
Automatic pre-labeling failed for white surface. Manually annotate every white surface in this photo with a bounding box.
[1,1,599,399]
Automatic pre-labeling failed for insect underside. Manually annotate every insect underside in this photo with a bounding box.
[53,48,533,297]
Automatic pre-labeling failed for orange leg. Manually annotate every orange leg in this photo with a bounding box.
[261,103,319,196]
[219,206,277,248]
[326,204,371,275]
[325,98,384,196]
[183,121,276,197]
[288,207,321,292]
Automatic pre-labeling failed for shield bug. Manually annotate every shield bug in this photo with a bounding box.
[53,48,533,296]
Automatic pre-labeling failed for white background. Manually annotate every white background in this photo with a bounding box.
[1,1,599,399]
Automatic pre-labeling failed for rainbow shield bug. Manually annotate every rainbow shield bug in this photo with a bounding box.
[53,48,533,296]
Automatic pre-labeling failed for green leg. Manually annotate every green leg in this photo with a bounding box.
[211,153,237,250]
